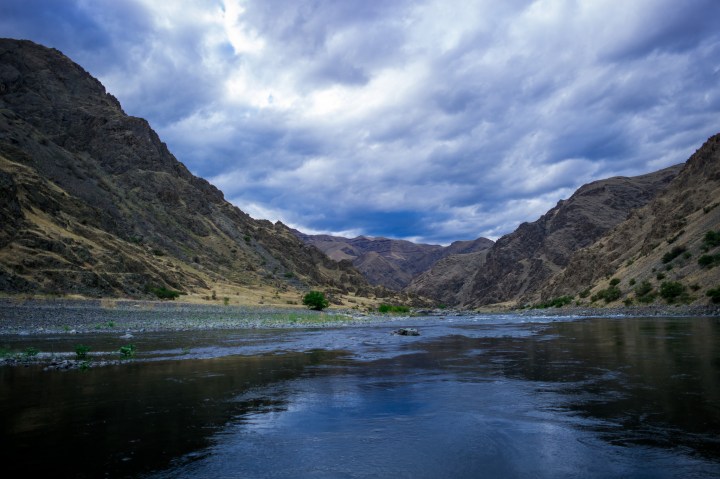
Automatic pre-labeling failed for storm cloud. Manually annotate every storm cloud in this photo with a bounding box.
[3,0,719,243]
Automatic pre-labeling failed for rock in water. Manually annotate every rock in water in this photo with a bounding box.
[392,328,419,336]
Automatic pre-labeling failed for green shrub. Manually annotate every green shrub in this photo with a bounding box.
[119,344,136,359]
[378,304,411,313]
[703,230,720,248]
[662,245,687,264]
[302,291,329,311]
[656,272,666,280]
[148,286,181,300]
[634,281,656,303]
[706,287,720,304]
[223,297,230,306]
[578,288,591,299]
[75,345,91,360]
[698,254,720,268]
[537,296,574,308]
[659,281,686,303]
[592,286,621,303]
[629,278,636,286]
[23,347,39,358]
[609,278,620,286]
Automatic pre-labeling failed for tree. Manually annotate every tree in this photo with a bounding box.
[659,281,686,303]
[302,291,329,311]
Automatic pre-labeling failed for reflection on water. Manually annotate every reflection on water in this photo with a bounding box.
[0,350,339,478]
[1,316,719,478]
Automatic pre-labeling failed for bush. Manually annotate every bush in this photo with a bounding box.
[704,230,720,248]
[119,344,136,359]
[148,286,181,300]
[302,291,329,311]
[378,304,411,313]
[537,296,574,308]
[698,254,720,268]
[659,281,686,303]
[706,287,720,304]
[661,246,687,264]
[75,345,91,360]
[609,278,620,286]
[634,280,654,300]
[592,286,621,303]
[578,288,591,299]
[23,347,39,358]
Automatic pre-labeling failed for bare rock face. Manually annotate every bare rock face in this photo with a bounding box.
[540,133,720,305]
[294,232,493,290]
[0,39,370,297]
[409,165,681,307]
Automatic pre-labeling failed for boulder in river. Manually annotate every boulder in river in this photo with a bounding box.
[392,328,419,336]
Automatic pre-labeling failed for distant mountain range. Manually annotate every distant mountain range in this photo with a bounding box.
[292,231,493,291]
[2,38,718,309]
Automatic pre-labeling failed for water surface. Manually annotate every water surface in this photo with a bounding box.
[1,315,719,478]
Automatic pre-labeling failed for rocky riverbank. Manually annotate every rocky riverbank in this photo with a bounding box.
[1,297,718,337]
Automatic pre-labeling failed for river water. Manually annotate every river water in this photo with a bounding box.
[1,315,719,478]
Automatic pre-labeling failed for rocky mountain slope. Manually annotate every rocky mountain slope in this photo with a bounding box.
[539,133,720,307]
[294,232,493,290]
[0,39,378,304]
[407,165,682,307]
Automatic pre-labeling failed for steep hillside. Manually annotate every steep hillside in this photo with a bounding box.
[539,133,720,307]
[294,232,493,290]
[408,165,681,307]
[0,39,374,304]
[405,248,490,306]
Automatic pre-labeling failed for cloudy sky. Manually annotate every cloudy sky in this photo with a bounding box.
[2,0,719,244]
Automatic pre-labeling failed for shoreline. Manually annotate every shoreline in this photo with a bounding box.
[0,297,718,336]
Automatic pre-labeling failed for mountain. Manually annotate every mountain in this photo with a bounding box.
[539,133,720,306]
[0,39,376,304]
[293,231,493,290]
[407,164,682,307]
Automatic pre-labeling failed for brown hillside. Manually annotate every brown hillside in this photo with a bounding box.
[539,133,720,307]
[0,39,373,303]
[407,165,681,307]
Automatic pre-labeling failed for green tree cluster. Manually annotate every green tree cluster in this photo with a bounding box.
[302,291,329,310]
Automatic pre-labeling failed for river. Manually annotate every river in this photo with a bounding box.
[1,314,719,478]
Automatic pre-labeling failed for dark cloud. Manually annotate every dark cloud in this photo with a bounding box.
[3,0,720,243]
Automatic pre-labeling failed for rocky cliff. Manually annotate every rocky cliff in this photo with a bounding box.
[407,165,682,307]
[539,133,720,306]
[0,39,372,301]
[294,232,493,290]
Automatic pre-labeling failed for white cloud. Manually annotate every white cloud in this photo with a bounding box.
[6,0,720,243]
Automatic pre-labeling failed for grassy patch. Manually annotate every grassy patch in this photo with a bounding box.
[536,296,574,308]
[378,304,411,314]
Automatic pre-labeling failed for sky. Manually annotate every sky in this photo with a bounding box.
[2,0,720,244]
